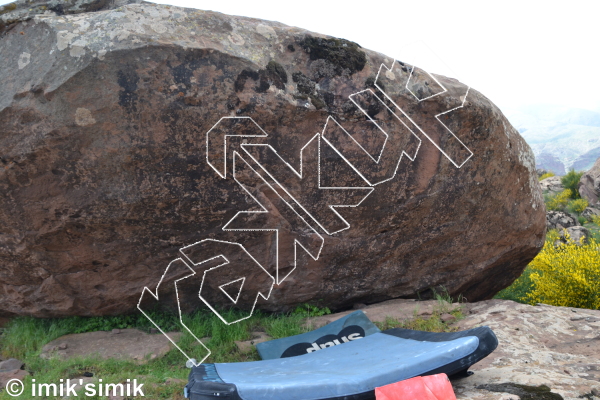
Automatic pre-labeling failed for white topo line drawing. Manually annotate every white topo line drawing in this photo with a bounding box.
[374,61,473,168]
[139,57,474,366]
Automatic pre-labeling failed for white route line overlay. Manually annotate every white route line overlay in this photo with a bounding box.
[346,89,421,165]
[320,88,422,187]
[206,116,268,179]
[241,133,374,236]
[223,151,324,284]
[185,239,274,326]
[219,277,245,303]
[140,55,475,361]
[137,258,211,367]
[375,60,474,169]
[405,64,448,102]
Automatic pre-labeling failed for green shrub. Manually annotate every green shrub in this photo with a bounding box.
[561,169,584,199]
[546,189,572,211]
[539,172,555,181]
[592,215,600,226]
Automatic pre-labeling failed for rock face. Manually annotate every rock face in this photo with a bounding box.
[0,1,545,317]
[579,157,600,207]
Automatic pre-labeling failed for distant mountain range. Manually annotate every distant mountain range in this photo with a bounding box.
[502,104,600,175]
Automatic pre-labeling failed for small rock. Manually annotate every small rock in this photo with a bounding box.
[149,328,158,334]
[440,313,455,323]
[0,358,23,372]
[353,303,367,310]
[234,332,272,353]
[112,329,121,334]
[58,342,68,350]
[83,371,93,377]
[0,369,29,390]
[559,226,591,245]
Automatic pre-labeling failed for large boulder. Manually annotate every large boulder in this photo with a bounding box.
[0,1,545,317]
[579,157,600,207]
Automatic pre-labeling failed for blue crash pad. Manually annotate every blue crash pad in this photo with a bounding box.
[185,326,498,400]
[256,310,380,360]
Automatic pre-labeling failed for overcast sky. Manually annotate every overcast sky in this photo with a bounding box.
[3,0,599,112]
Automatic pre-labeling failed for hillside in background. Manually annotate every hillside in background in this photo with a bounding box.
[503,104,600,175]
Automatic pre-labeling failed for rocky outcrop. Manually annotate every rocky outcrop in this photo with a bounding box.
[582,206,600,222]
[558,226,591,245]
[454,300,600,400]
[540,176,564,193]
[0,1,545,317]
[546,210,579,231]
[579,157,600,207]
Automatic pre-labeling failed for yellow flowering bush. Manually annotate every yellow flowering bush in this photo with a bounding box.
[592,214,600,226]
[539,172,555,181]
[569,198,588,214]
[546,189,572,211]
[526,231,600,309]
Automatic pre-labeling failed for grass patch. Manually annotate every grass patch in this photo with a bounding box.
[0,308,310,400]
